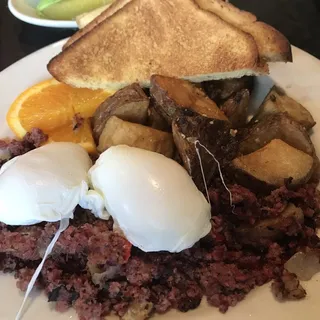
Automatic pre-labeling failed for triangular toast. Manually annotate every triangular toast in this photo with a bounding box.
[48,0,265,90]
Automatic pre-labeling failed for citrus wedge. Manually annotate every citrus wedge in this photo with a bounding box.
[46,119,96,154]
[7,78,112,153]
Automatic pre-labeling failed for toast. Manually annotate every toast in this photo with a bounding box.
[49,0,265,90]
[194,0,292,62]
[63,0,131,49]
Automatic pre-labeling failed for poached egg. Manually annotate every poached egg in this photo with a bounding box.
[81,145,212,252]
[0,142,92,225]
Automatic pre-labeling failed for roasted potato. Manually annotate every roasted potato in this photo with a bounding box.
[236,203,304,245]
[251,86,316,130]
[232,139,314,190]
[239,113,315,156]
[92,83,149,141]
[202,76,254,105]
[220,89,250,128]
[150,75,228,123]
[172,111,238,191]
[98,116,174,158]
[147,100,171,132]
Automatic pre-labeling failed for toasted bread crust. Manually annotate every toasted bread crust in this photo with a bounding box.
[49,0,263,90]
[194,0,292,62]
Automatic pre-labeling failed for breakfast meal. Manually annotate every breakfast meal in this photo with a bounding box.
[1,0,320,320]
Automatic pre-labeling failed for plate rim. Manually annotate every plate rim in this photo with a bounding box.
[8,0,78,28]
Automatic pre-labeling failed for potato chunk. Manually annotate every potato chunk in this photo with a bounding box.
[98,116,174,158]
[240,113,315,156]
[92,83,149,141]
[150,75,228,123]
[251,86,315,130]
[233,139,314,188]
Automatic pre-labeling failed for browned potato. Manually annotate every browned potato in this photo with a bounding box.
[251,86,316,130]
[202,76,254,105]
[92,83,149,141]
[236,203,304,245]
[147,101,171,132]
[232,139,314,190]
[240,113,315,156]
[98,116,174,158]
[150,75,228,123]
[172,111,238,191]
[122,302,153,320]
[220,89,250,128]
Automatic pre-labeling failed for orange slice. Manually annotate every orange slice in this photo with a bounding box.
[46,119,96,154]
[7,78,112,152]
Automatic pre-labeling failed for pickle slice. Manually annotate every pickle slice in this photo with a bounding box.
[37,0,113,20]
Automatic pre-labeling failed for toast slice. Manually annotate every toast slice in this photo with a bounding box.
[49,0,264,90]
[194,0,292,62]
[63,0,131,49]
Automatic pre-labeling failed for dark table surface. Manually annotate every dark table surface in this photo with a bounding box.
[1,0,320,72]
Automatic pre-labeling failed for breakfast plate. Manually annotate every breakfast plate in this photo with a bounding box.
[1,39,320,320]
[8,0,77,28]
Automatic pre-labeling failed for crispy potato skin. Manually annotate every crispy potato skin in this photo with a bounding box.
[239,113,315,156]
[92,83,149,142]
[251,86,316,130]
[172,110,238,191]
[232,139,314,192]
[220,89,250,128]
[202,76,254,105]
[150,75,228,124]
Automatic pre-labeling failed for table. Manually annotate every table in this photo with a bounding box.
[1,0,320,71]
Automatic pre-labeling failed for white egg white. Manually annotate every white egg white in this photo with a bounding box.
[82,145,212,253]
[0,142,92,225]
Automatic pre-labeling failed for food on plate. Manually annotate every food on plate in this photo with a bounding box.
[147,102,171,132]
[92,83,149,141]
[76,4,112,28]
[285,250,320,281]
[48,0,291,90]
[63,0,131,49]
[202,76,254,105]
[239,113,315,156]
[37,0,113,20]
[0,142,91,225]
[172,111,238,191]
[194,0,292,62]
[220,89,250,128]
[46,119,97,154]
[232,139,314,189]
[150,75,228,123]
[2,0,320,319]
[82,145,211,252]
[6,78,112,152]
[97,116,175,157]
[251,86,316,130]
[236,203,304,245]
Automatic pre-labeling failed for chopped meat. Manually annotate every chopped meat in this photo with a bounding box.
[0,180,319,319]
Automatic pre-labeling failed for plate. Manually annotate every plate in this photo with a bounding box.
[0,39,320,320]
[8,0,78,28]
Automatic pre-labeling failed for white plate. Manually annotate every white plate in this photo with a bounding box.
[0,40,320,320]
[8,0,77,28]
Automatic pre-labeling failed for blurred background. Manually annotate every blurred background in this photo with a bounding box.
[1,0,320,71]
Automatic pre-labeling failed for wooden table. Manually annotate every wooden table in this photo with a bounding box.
[1,0,320,71]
